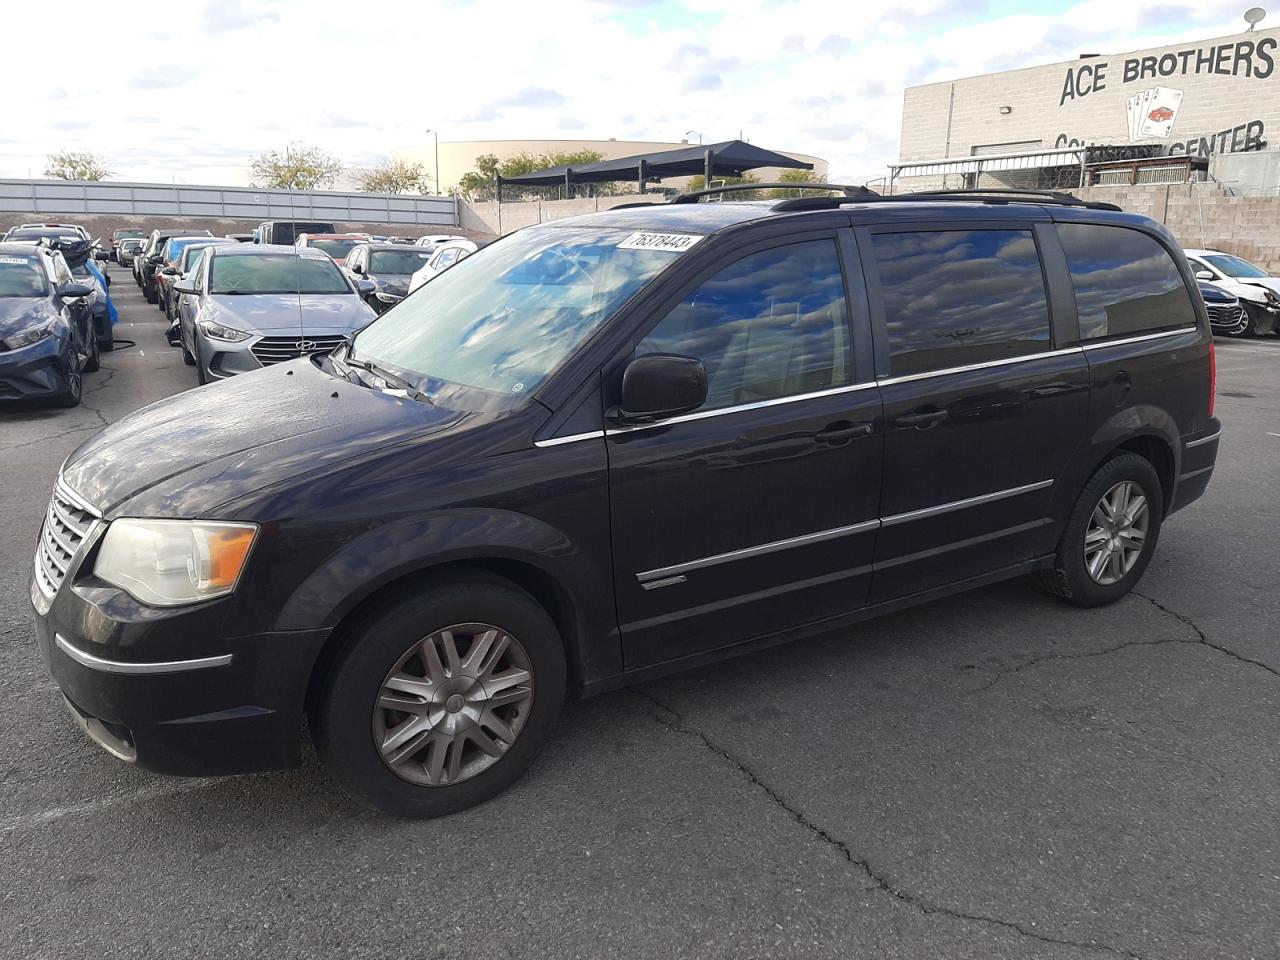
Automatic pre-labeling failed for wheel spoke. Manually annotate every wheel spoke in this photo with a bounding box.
[469,727,506,758]
[1105,548,1123,581]
[439,629,462,676]
[1118,528,1145,546]
[381,715,430,755]
[444,736,464,782]
[384,727,434,768]
[480,710,517,744]
[420,636,450,684]
[377,691,429,714]
[1084,526,1109,545]
[424,735,448,785]
[1088,546,1111,579]
[463,629,509,675]
[487,684,532,708]
[1125,494,1147,525]
[382,673,434,699]
[487,667,532,694]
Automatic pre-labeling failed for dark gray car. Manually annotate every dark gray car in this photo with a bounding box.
[343,243,434,314]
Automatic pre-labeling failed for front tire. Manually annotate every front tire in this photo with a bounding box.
[312,579,566,818]
[1038,453,1163,607]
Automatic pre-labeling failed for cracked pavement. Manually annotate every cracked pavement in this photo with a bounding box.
[1,269,1278,959]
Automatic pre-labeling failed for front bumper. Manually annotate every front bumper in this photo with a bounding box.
[0,335,75,401]
[32,584,329,776]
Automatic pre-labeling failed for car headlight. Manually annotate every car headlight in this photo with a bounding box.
[94,519,258,607]
[1,320,58,351]
[199,319,251,342]
[374,292,402,303]
[1264,290,1280,306]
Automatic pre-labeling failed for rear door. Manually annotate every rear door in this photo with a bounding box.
[607,231,883,670]
[860,219,1091,602]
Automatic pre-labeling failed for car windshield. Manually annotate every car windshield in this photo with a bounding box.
[0,257,47,296]
[7,228,77,242]
[1202,254,1269,279]
[181,245,216,269]
[115,230,144,239]
[165,237,212,261]
[121,239,142,250]
[210,254,352,294]
[351,225,684,404]
[307,238,360,259]
[370,250,432,274]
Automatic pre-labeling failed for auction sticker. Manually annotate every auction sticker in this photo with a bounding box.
[0,257,29,264]
[617,232,703,253]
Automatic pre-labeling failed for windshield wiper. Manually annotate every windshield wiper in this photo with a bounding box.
[343,353,434,404]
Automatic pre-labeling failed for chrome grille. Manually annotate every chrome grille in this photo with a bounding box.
[1205,303,1247,330]
[251,335,347,366]
[33,482,100,601]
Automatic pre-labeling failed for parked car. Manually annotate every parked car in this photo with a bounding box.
[155,236,233,315]
[344,243,431,314]
[161,239,238,324]
[407,239,477,293]
[109,229,146,261]
[116,238,145,268]
[4,223,90,243]
[1197,280,1251,336]
[29,189,1219,819]
[414,233,468,251]
[295,232,369,266]
[173,244,375,383]
[225,233,256,243]
[255,221,336,246]
[0,243,97,406]
[138,228,213,302]
[1184,248,1279,336]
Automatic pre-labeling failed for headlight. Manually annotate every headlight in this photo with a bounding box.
[1264,290,1280,306]
[199,319,251,342]
[374,292,402,303]
[94,519,258,606]
[1,321,57,351]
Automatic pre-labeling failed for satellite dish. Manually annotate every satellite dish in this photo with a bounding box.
[1245,6,1266,29]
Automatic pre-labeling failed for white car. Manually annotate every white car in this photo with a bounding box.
[1184,248,1279,336]
[408,240,478,293]
[414,233,469,251]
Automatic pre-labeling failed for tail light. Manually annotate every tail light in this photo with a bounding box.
[1208,338,1216,418]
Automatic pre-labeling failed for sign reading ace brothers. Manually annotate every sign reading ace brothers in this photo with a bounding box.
[1053,36,1277,157]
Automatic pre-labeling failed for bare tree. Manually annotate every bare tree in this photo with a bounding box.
[353,158,431,195]
[44,150,112,181]
[250,144,344,190]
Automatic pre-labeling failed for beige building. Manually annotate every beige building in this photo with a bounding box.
[392,138,827,193]
[898,27,1280,186]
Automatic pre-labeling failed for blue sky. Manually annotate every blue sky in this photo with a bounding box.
[0,0,1259,186]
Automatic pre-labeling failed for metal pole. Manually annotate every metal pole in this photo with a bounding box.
[638,158,647,195]
[565,169,573,200]
[704,149,713,188]
[433,131,440,197]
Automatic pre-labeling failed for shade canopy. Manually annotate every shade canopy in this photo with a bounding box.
[498,139,814,189]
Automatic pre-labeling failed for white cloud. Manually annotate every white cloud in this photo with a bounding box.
[0,0,1254,186]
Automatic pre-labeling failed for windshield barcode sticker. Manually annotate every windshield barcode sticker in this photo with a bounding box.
[0,257,29,264]
[617,232,703,253]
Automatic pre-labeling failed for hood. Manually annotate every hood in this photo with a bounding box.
[0,297,58,338]
[1197,282,1236,303]
[61,356,471,517]
[370,275,410,296]
[1234,277,1280,301]
[206,294,300,334]
[297,293,376,332]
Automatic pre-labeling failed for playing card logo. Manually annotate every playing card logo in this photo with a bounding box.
[1127,87,1183,139]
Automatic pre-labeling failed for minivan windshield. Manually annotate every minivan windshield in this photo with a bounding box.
[351,225,684,402]
[210,254,352,294]
[370,250,432,274]
[0,258,47,296]
[1202,254,1270,279]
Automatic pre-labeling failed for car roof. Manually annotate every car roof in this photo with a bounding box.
[1182,248,1228,257]
[362,242,424,252]
[0,242,43,258]
[212,243,320,256]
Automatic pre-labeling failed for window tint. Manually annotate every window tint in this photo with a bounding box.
[637,240,850,411]
[210,254,351,294]
[1058,224,1197,339]
[871,229,1051,377]
[0,258,47,297]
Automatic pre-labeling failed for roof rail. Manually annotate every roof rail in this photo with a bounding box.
[671,182,876,204]
[607,201,662,211]
[771,187,1122,214]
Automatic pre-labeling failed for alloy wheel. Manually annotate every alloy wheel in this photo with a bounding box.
[1084,480,1149,585]
[373,622,534,787]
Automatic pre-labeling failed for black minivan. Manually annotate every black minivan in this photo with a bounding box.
[31,189,1220,817]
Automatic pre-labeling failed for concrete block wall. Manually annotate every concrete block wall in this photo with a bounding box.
[461,195,649,236]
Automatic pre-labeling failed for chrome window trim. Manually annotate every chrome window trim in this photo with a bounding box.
[1184,429,1221,449]
[880,479,1054,527]
[607,381,879,436]
[877,345,1082,388]
[1177,464,1214,481]
[1080,326,1199,351]
[533,430,606,448]
[55,634,233,675]
[637,518,880,583]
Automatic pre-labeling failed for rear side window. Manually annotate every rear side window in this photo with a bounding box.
[871,229,1051,377]
[637,240,851,411]
[1057,224,1197,339]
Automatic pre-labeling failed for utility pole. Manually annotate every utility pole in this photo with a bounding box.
[426,129,441,195]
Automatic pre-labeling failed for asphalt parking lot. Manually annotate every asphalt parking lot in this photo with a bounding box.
[1,266,1278,960]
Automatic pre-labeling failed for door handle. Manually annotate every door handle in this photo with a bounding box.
[894,409,948,430]
[815,421,874,444]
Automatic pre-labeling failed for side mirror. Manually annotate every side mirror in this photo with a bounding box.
[149,254,164,264]
[161,267,178,276]
[59,282,94,299]
[355,279,376,296]
[1195,270,1214,281]
[612,353,708,424]
[94,249,109,261]
[173,279,198,295]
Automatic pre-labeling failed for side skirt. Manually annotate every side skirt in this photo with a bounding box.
[579,555,1055,698]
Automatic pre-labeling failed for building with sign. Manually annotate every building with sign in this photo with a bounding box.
[895,27,1280,192]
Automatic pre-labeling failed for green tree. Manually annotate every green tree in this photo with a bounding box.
[456,149,633,201]
[354,158,432,195]
[250,144,343,190]
[765,169,830,199]
[44,150,112,181]
[457,153,503,201]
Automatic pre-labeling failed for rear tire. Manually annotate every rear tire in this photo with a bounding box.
[1038,452,1163,607]
[83,328,100,374]
[312,579,566,819]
